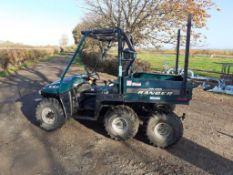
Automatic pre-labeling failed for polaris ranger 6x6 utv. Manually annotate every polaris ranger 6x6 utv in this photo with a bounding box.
[36,16,193,148]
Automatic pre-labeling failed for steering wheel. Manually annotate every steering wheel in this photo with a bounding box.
[84,66,100,80]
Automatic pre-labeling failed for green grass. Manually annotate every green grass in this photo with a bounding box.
[138,52,233,78]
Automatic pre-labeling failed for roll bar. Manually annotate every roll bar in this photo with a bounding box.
[175,29,181,74]
[183,14,192,93]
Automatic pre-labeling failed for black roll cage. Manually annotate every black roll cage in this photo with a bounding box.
[61,14,192,95]
[81,28,136,94]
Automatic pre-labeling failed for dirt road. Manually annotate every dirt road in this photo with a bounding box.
[0,55,232,175]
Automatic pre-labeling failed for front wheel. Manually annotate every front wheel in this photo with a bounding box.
[146,112,183,148]
[36,98,65,131]
[104,105,139,140]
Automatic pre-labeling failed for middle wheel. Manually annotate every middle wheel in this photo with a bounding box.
[104,105,139,140]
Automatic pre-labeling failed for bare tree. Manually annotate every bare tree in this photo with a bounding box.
[74,0,217,46]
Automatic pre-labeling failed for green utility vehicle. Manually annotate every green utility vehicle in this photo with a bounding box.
[36,17,193,148]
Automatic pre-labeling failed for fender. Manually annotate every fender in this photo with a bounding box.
[59,91,73,119]
[41,91,73,119]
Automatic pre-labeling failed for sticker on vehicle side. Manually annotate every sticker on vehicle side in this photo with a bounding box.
[138,90,173,96]
[132,82,141,87]
[150,96,161,100]
[126,88,180,95]
[126,80,132,86]
[49,85,59,89]
[126,81,141,87]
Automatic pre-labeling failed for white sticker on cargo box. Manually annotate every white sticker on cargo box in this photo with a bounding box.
[132,82,141,86]
[126,80,132,86]
[150,96,161,100]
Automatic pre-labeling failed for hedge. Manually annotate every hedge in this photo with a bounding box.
[0,48,59,71]
[81,51,151,76]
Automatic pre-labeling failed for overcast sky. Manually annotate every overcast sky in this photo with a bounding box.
[0,0,232,49]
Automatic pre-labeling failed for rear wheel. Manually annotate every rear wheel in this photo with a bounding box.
[36,98,65,131]
[104,105,139,140]
[146,112,183,148]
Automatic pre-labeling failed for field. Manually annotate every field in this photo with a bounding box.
[138,51,233,78]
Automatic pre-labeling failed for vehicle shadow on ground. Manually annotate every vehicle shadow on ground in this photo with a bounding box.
[20,92,41,125]
[0,80,69,173]
[167,138,233,175]
[0,67,57,125]
[17,93,69,174]
[79,120,233,175]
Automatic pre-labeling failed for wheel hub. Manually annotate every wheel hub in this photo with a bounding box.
[41,107,55,125]
[154,122,172,137]
[112,117,128,135]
